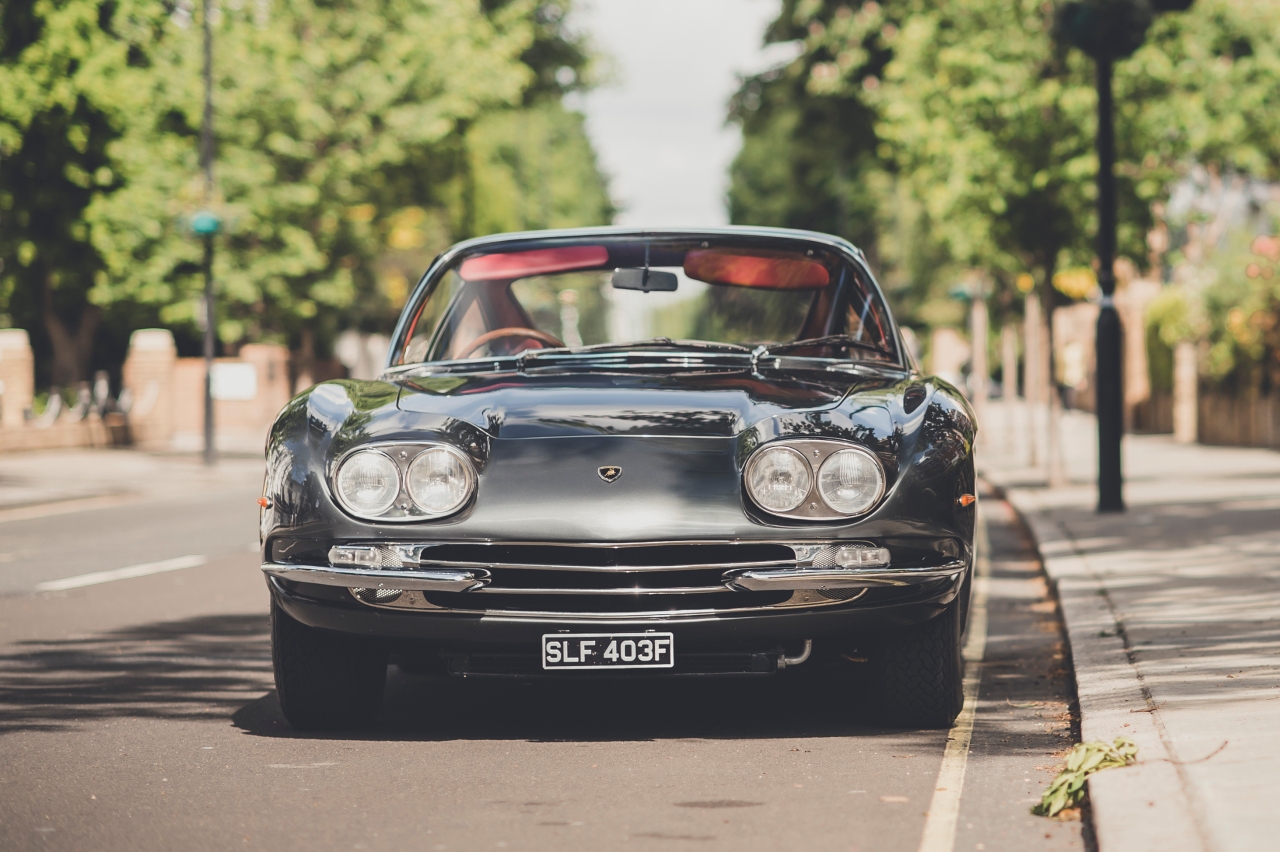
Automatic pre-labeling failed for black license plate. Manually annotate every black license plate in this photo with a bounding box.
[542,632,675,670]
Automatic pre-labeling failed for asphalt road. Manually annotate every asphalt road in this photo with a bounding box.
[0,464,1086,852]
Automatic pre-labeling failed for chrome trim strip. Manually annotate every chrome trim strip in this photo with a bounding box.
[325,590,853,620]
[341,538,833,551]
[262,563,489,592]
[470,585,729,596]
[427,540,801,550]
[725,562,965,591]
[421,558,795,573]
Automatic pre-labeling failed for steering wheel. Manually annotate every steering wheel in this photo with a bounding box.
[461,327,566,358]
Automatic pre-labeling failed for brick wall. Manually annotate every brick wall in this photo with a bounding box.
[124,330,292,455]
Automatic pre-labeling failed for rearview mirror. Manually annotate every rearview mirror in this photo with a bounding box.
[611,268,678,292]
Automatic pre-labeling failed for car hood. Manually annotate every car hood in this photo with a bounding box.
[394,368,871,439]
[267,368,973,544]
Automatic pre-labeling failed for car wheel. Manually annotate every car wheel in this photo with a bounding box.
[866,597,964,730]
[271,601,387,730]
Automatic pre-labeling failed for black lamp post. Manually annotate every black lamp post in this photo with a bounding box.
[1054,0,1194,513]
[192,0,220,466]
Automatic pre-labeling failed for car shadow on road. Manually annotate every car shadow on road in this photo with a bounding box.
[0,608,920,742]
[0,613,273,735]
[231,664,919,743]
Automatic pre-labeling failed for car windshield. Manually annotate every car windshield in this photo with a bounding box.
[394,235,898,366]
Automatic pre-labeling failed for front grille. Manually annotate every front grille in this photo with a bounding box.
[418,542,796,612]
[483,566,727,591]
[424,590,791,613]
[316,539,885,617]
[419,542,795,570]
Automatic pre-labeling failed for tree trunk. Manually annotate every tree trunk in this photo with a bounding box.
[40,270,100,387]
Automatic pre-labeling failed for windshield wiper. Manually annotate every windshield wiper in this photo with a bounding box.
[529,338,753,357]
[759,334,894,358]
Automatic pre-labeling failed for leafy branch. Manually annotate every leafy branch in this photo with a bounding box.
[1032,736,1138,818]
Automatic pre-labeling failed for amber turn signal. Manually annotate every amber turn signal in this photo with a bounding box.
[257,497,272,509]
[957,494,976,507]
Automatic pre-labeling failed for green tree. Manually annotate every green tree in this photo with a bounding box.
[837,0,1098,300]
[4,0,612,386]
[0,0,167,385]
[732,0,1280,332]
[456,1,612,240]
[464,103,612,237]
[86,0,536,357]
[728,1,884,253]
[727,0,963,333]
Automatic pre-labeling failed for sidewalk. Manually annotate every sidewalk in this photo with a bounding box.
[982,404,1280,852]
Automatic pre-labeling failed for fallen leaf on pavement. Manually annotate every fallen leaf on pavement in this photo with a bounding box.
[1032,737,1138,818]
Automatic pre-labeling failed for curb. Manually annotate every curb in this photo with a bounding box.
[1001,487,1210,852]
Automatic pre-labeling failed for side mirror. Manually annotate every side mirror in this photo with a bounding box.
[611,268,678,292]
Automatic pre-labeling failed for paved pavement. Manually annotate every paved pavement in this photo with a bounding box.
[984,404,1280,852]
[0,449,1085,851]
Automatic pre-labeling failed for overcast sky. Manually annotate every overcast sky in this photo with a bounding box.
[570,0,786,228]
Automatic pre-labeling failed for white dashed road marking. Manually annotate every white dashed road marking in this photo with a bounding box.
[35,555,207,592]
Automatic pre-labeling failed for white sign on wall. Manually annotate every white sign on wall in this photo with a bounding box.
[211,362,258,401]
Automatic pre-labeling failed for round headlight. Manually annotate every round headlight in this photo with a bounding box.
[406,447,475,516]
[335,450,400,516]
[816,448,884,515]
[745,446,812,513]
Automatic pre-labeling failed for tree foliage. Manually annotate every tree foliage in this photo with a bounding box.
[86,0,532,350]
[0,0,167,385]
[729,0,1280,337]
[1,0,612,384]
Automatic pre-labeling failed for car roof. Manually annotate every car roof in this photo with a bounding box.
[437,225,868,264]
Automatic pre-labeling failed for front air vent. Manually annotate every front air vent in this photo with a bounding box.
[818,588,867,601]
[350,587,403,604]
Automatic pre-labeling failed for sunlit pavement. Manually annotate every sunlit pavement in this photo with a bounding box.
[985,402,1280,852]
[0,449,1083,851]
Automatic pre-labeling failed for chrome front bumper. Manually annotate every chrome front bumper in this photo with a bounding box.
[724,565,964,590]
[261,561,965,594]
[261,565,486,593]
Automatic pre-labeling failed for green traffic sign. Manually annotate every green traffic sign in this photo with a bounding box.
[192,211,221,235]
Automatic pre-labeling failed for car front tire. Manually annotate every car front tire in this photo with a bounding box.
[271,601,387,730]
[867,596,965,730]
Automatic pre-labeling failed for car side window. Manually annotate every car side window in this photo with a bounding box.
[838,279,896,361]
